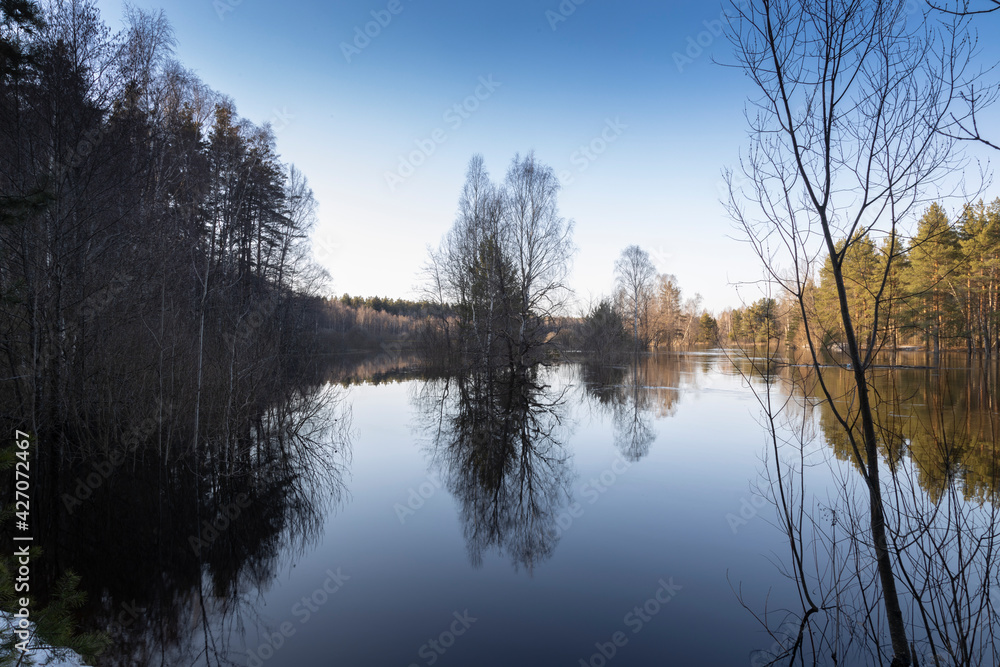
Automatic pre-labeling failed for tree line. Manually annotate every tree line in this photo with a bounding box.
[336,293,442,318]
[1,0,361,659]
[722,198,1000,361]
[575,245,717,359]
[316,295,451,352]
[0,0,337,463]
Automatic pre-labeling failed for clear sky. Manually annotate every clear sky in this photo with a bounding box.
[94,0,1000,313]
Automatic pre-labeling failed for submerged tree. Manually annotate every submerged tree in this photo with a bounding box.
[427,153,574,373]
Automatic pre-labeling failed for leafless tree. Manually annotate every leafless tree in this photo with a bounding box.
[614,245,656,349]
[503,152,575,368]
[725,0,981,664]
[930,0,1000,15]
[932,0,1000,152]
[427,153,574,372]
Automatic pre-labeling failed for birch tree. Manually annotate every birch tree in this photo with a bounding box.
[614,245,655,349]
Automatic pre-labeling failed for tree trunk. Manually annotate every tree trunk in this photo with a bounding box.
[829,251,911,666]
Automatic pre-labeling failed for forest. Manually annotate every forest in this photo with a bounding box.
[2,0,1000,665]
[722,199,1000,358]
[0,1,354,659]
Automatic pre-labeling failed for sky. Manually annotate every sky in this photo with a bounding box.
[93,0,1000,313]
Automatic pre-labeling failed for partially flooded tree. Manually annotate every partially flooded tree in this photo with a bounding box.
[427,152,574,372]
[614,245,656,349]
[725,0,979,663]
[503,153,575,369]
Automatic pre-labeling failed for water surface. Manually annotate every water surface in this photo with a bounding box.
[69,350,1000,665]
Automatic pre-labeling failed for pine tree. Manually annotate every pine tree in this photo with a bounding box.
[816,234,886,352]
[957,198,1000,355]
[904,203,963,359]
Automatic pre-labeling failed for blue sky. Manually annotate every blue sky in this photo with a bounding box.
[95,0,1000,312]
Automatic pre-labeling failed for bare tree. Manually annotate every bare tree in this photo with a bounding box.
[428,152,574,372]
[930,0,1000,15]
[614,245,656,349]
[503,152,575,369]
[446,154,508,365]
[935,0,1000,152]
[725,0,978,664]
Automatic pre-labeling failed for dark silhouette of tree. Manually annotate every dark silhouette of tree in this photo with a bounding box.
[415,371,572,573]
[427,153,574,373]
[725,0,980,663]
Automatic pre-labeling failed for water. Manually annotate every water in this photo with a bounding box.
[201,353,804,666]
[58,350,1000,665]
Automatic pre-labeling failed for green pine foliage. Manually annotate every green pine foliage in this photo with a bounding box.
[725,199,1000,356]
[903,203,964,352]
[337,293,442,318]
[696,313,719,344]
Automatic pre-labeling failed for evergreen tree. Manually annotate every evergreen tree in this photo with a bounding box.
[957,198,1000,355]
[903,203,963,357]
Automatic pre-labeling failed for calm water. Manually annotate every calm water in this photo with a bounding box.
[70,350,1000,666]
[194,352,814,666]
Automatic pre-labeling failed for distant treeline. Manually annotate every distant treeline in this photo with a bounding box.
[720,200,1000,357]
[570,246,718,360]
[336,293,442,317]
[315,295,453,352]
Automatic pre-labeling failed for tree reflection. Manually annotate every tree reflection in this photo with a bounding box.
[34,380,352,667]
[739,351,1000,665]
[413,369,573,573]
[812,356,1000,501]
[578,354,684,461]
